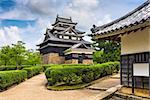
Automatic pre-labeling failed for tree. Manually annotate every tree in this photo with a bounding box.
[92,40,121,63]
[24,50,41,65]
[0,46,12,66]
[0,41,41,67]
[11,41,26,68]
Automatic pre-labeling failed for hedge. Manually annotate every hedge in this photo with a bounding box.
[45,62,120,86]
[0,66,17,71]
[23,66,43,78]
[42,64,90,71]
[0,70,27,90]
[0,65,32,71]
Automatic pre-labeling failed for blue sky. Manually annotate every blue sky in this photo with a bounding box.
[0,0,146,49]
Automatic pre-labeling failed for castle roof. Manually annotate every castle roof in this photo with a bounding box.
[91,0,150,39]
[52,16,77,26]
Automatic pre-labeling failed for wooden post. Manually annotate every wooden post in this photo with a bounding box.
[132,59,134,94]
[120,56,122,85]
[148,53,150,95]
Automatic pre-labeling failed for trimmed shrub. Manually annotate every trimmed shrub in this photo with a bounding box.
[0,65,32,71]
[42,64,90,71]
[0,66,17,71]
[42,64,54,71]
[0,70,27,90]
[45,62,120,86]
[23,66,43,78]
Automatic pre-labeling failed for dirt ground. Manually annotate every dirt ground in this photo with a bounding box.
[0,74,101,100]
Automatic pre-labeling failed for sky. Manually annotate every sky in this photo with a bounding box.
[0,0,146,50]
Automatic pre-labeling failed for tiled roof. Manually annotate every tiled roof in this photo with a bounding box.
[56,16,72,23]
[91,0,150,36]
[52,16,77,25]
[71,43,89,49]
[37,29,91,46]
[38,43,72,50]
[75,29,85,34]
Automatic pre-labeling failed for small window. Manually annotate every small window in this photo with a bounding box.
[64,36,69,39]
[78,38,81,40]
[59,35,63,38]
[72,37,77,40]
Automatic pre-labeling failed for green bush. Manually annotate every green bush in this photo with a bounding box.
[42,64,54,71]
[42,64,90,71]
[45,62,120,86]
[23,66,43,78]
[0,70,27,90]
[0,65,33,71]
[0,66,17,71]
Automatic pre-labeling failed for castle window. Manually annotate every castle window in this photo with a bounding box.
[72,37,77,40]
[64,36,69,39]
[54,30,57,34]
[59,35,63,38]
[78,37,81,40]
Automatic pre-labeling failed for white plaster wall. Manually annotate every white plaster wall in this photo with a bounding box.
[133,63,149,77]
[121,28,150,55]
[66,49,94,54]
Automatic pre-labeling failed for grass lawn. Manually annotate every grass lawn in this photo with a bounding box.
[47,83,91,91]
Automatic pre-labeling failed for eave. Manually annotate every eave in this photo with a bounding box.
[92,20,150,40]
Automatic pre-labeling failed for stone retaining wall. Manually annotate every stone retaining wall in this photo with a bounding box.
[42,53,93,64]
[42,53,65,64]
[83,59,93,64]
[65,59,78,64]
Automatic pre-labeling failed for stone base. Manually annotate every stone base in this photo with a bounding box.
[83,59,93,64]
[42,54,93,64]
[42,53,65,64]
[65,59,78,64]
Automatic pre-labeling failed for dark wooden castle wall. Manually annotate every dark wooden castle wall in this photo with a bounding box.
[40,46,68,56]
[65,53,93,60]
[121,52,149,89]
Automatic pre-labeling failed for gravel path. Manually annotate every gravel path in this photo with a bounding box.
[0,74,101,100]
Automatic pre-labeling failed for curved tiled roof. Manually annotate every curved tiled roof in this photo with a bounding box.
[37,29,91,46]
[91,0,150,36]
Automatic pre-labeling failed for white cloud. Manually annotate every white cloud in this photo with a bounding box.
[0,0,59,20]
[27,0,57,16]
[97,14,112,26]
[71,0,99,9]
[0,26,22,47]
[1,0,133,49]
[0,7,35,20]
[63,0,112,33]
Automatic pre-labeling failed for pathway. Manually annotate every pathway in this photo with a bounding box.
[0,74,101,100]
[87,74,120,90]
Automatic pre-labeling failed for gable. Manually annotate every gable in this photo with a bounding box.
[62,27,78,35]
[71,43,89,49]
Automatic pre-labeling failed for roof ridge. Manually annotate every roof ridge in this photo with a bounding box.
[95,0,149,31]
[57,16,72,20]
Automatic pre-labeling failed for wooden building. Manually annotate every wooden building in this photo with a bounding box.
[90,0,150,93]
[37,16,94,64]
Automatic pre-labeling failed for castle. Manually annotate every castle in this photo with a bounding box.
[37,16,94,64]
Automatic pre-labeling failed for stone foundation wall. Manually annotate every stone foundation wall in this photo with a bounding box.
[42,54,49,64]
[42,54,93,65]
[42,53,65,64]
[83,59,93,64]
[65,59,78,64]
